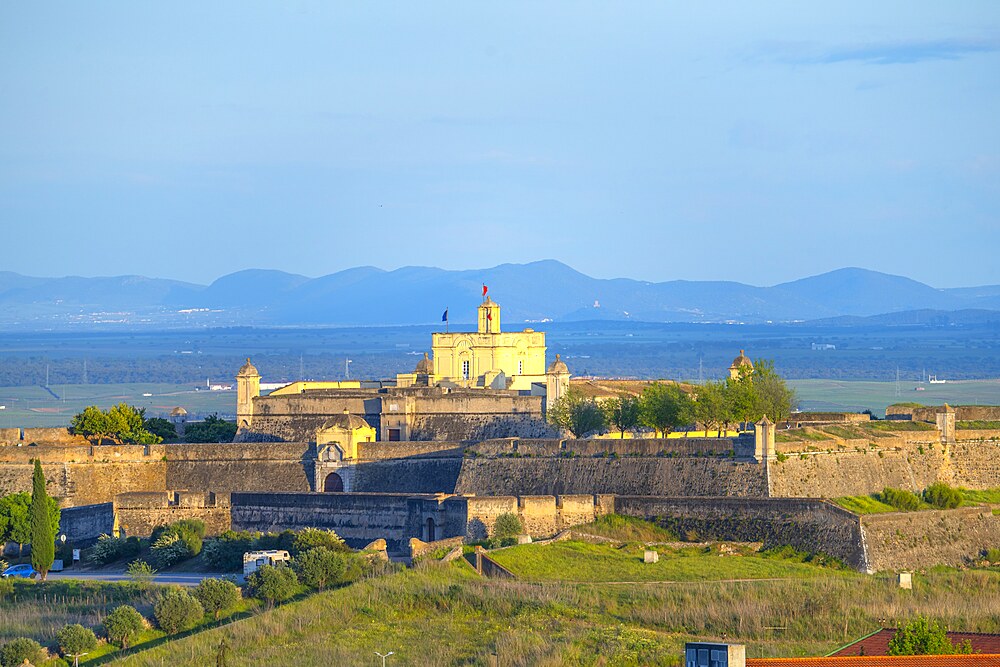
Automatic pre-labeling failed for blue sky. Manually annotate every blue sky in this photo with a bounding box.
[1,2,998,287]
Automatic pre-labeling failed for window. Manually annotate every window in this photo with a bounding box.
[462,360,470,379]
[518,360,523,375]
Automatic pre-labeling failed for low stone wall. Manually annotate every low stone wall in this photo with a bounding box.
[889,405,1000,422]
[114,491,232,538]
[60,503,115,543]
[358,441,464,460]
[351,458,465,494]
[787,412,870,426]
[165,442,314,494]
[612,496,867,570]
[861,507,1000,572]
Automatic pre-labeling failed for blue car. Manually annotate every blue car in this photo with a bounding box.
[1,564,37,579]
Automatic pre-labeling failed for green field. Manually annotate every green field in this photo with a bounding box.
[105,563,1000,666]
[789,379,1000,417]
[0,383,237,428]
[486,541,851,583]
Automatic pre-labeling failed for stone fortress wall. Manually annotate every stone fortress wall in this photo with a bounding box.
[887,404,1000,422]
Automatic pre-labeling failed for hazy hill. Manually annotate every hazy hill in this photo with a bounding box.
[1,261,997,328]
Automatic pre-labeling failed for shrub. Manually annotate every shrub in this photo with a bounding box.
[292,527,349,555]
[87,534,131,566]
[151,520,204,558]
[57,624,98,659]
[104,604,145,648]
[0,637,44,667]
[294,547,350,591]
[150,533,192,569]
[203,531,257,571]
[126,560,157,587]
[492,513,523,539]
[256,530,296,552]
[888,616,972,655]
[154,588,205,634]
[984,548,1000,564]
[0,579,12,601]
[247,564,299,606]
[878,487,922,511]
[923,483,961,509]
[193,578,241,619]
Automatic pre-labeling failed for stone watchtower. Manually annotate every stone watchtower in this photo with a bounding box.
[545,354,570,411]
[937,403,956,445]
[236,358,261,430]
[729,349,754,380]
[754,415,776,462]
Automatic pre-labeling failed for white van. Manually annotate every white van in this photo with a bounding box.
[243,550,291,577]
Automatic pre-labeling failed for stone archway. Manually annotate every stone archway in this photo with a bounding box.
[323,472,345,492]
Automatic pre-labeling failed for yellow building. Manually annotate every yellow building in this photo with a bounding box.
[396,297,568,400]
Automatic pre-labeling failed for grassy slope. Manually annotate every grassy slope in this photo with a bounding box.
[835,487,1000,514]
[572,515,679,543]
[106,563,1000,667]
[487,541,853,583]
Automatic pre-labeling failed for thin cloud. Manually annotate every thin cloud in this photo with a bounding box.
[766,37,1000,65]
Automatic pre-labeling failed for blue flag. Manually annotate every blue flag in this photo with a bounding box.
[441,308,448,322]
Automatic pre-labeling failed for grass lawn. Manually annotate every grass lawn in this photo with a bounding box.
[833,496,899,514]
[486,541,853,583]
[104,563,1000,667]
[572,514,679,543]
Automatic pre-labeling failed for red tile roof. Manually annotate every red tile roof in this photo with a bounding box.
[831,629,1000,657]
[748,656,1000,667]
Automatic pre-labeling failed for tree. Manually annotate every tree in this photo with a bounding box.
[492,513,523,539]
[292,527,349,555]
[193,578,242,619]
[71,403,161,445]
[751,359,797,424]
[104,604,145,648]
[30,460,56,580]
[247,564,299,606]
[294,547,348,591]
[0,637,44,667]
[0,494,30,556]
[639,383,694,437]
[887,616,972,655]
[602,395,641,439]
[154,588,205,634]
[143,417,177,442]
[57,624,98,666]
[694,381,730,437]
[184,414,238,443]
[125,560,157,588]
[724,373,756,430]
[547,389,606,438]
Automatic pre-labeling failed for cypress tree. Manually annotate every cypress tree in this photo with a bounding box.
[30,459,55,580]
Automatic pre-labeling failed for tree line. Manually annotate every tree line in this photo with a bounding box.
[548,358,795,438]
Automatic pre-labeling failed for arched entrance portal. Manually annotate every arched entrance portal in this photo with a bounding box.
[323,472,345,492]
[425,517,436,542]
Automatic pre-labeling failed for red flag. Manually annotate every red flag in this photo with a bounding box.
[487,311,492,321]
[482,284,488,297]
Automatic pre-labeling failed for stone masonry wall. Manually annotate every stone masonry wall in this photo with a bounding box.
[164,442,314,494]
[455,457,767,497]
[60,503,115,542]
[888,405,1000,422]
[769,440,1000,498]
[861,507,1000,572]
[613,496,867,570]
[468,437,744,458]
[114,492,232,538]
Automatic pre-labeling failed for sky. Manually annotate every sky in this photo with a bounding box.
[1,2,998,288]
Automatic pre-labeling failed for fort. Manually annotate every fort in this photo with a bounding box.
[2,298,999,572]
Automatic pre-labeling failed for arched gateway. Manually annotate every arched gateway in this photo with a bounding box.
[323,472,345,493]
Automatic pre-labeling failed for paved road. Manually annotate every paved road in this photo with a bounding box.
[47,571,234,586]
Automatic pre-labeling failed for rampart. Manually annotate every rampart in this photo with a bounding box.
[114,491,232,537]
[786,412,870,427]
[612,496,867,570]
[887,404,1000,422]
[861,506,1000,571]
[164,442,314,494]
[60,502,115,543]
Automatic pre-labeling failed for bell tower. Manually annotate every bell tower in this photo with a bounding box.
[236,358,261,428]
[477,297,501,334]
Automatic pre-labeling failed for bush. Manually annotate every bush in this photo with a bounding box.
[151,520,204,558]
[87,534,136,566]
[193,578,241,619]
[104,604,145,648]
[888,616,972,655]
[492,513,523,539]
[294,547,354,591]
[923,483,961,509]
[154,588,205,634]
[247,564,299,606]
[0,579,12,601]
[150,533,192,569]
[0,637,44,667]
[204,531,257,571]
[878,487,922,511]
[984,548,1000,564]
[57,624,98,659]
[256,530,296,552]
[126,560,157,587]
[292,527,349,555]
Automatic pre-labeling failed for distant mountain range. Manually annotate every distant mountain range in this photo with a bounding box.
[1,261,998,329]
